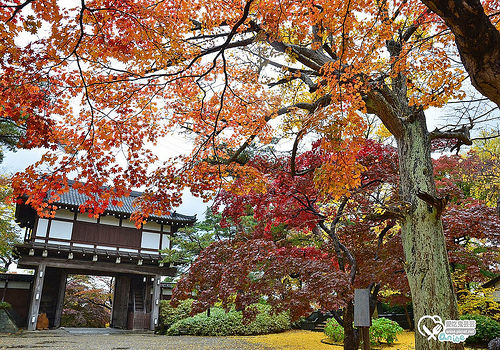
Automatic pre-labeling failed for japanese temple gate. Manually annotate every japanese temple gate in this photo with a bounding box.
[14,185,195,331]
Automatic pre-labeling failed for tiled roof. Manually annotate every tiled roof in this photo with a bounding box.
[0,273,34,282]
[54,182,196,224]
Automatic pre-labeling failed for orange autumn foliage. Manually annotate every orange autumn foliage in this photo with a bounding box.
[0,0,479,219]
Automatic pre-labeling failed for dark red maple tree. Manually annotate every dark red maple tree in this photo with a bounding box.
[173,140,406,349]
[172,139,499,349]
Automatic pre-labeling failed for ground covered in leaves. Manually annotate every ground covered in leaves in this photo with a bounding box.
[0,329,484,349]
[240,330,482,350]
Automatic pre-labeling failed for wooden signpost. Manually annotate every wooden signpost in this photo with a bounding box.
[354,288,371,350]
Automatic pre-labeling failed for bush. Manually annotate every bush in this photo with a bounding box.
[460,314,500,345]
[369,317,403,345]
[166,304,291,336]
[324,317,403,345]
[0,301,11,310]
[457,288,500,322]
[158,299,193,332]
[324,318,344,342]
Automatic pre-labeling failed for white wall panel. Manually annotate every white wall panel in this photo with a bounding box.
[119,247,138,253]
[141,232,160,250]
[143,221,161,232]
[99,215,120,226]
[161,234,170,250]
[54,209,74,220]
[48,220,73,240]
[48,239,70,245]
[36,219,49,237]
[122,220,137,228]
[77,213,97,223]
[72,243,94,248]
[97,245,117,250]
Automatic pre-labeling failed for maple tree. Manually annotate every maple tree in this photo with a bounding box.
[1,1,499,348]
[173,140,405,349]
[432,149,500,286]
[61,275,112,328]
[174,140,498,348]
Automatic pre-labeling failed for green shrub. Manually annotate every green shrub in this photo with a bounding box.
[0,301,11,310]
[166,304,290,336]
[369,317,403,345]
[324,317,403,345]
[158,299,193,332]
[460,314,500,345]
[324,318,344,342]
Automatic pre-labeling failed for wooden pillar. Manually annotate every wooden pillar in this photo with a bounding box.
[27,263,46,331]
[150,275,161,331]
[144,276,152,313]
[361,327,371,350]
[53,271,67,328]
[354,289,372,350]
[111,275,130,329]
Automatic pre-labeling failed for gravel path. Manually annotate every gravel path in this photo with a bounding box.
[0,329,271,350]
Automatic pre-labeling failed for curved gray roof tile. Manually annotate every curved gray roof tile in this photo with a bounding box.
[54,182,196,224]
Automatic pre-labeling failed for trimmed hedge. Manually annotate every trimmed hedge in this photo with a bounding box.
[158,299,193,332]
[369,317,403,345]
[324,317,344,342]
[166,304,291,336]
[324,317,403,345]
[460,314,500,345]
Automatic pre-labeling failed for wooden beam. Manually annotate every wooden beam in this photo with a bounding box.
[17,256,175,276]
[27,263,46,331]
[53,271,67,328]
[150,275,161,331]
[361,327,371,350]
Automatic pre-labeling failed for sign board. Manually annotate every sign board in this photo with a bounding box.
[354,288,371,327]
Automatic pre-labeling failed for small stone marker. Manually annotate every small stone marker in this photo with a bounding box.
[354,288,371,350]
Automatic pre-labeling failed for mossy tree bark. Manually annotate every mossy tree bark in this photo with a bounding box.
[364,34,470,346]
[395,112,463,350]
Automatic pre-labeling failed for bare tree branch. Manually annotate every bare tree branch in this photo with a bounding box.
[429,126,472,146]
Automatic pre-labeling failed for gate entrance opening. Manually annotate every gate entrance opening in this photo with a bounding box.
[60,275,113,328]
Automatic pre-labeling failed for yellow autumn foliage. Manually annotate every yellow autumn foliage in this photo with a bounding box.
[238,329,478,349]
[457,287,500,322]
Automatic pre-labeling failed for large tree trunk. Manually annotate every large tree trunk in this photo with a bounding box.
[343,302,360,350]
[396,112,463,350]
[420,0,500,107]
